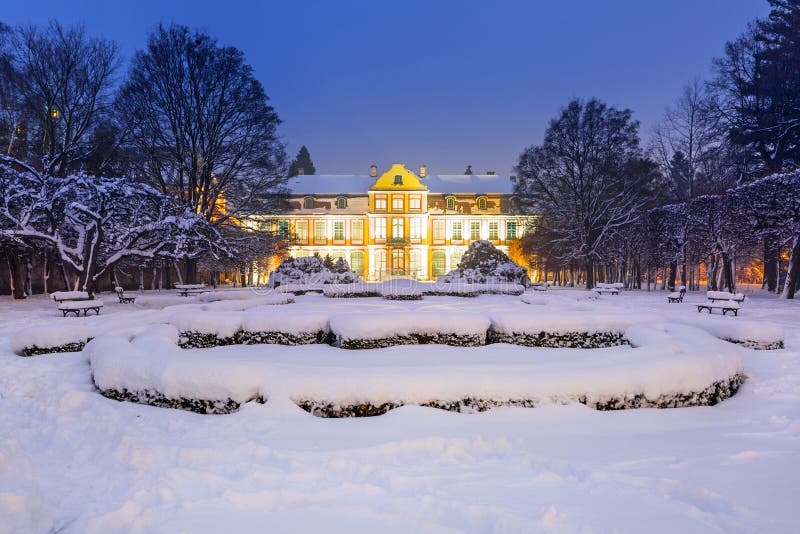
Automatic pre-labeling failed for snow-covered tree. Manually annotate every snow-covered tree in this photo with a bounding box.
[267,255,360,287]
[439,240,530,286]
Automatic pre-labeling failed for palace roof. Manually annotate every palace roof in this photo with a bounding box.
[287,172,515,195]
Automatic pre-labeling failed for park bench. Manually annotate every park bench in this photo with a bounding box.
[175,283,206,297]
[115,286,136,304]
[531,281,549,292]
[592,283,620,295]
[707,290,745,303]
[667,286,686,303]
[58,300,104,317]
[696,300,740,316]
[51,291,93,302]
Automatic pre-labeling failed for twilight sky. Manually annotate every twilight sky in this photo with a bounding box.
[3,0,769,175]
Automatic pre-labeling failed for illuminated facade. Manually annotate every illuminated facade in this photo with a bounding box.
[262,163,527,281]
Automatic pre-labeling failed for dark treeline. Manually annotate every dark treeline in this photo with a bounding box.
[515,0,800,298]
[0,21,289,298]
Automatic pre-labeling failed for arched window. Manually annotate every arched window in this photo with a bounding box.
[450,249,463,269]
[477,197,487,210]
[446,196,455,210]
[336,196,347,209]
[303,196,314,209]
[392,249,404,274]
[432,250,446,278]
[350,251,364,275]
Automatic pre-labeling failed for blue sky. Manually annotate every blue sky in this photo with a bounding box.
[3,0,769,175]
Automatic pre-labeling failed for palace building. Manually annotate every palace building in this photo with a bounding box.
[262,163,527,281]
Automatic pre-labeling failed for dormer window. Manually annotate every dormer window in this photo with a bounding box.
[446,196,455,210]
[303,196,314,209]
[393,174,403,185]
[336,196,347,209]
[477,197,487,210]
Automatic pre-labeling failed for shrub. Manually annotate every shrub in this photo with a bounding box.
[438,240,530,286]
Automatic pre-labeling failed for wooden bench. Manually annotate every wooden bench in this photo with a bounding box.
[115,286,136,304]
[696,301,740,316]
[667,286,686,303]
[58,300,104,317]
[51,291,93,302]
[175,284,206,297]
[531,282,549,292]
[592,283,619,295]
[707,291,745,303]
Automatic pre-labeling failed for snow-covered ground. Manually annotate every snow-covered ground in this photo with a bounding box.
[1,287,799,532]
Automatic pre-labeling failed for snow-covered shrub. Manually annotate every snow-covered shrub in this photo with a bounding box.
[380,280,423,300]
[487,312,640,348]
[329,311,489,349]
[323,283,381,298]
[268,255,360,288]
[438,240,530,286]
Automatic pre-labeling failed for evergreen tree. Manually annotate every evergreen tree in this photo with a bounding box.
[288,145,316,176]
[464,165,473,175]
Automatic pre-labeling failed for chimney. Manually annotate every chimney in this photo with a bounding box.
[369,165,378,177]
[419,164,427,178]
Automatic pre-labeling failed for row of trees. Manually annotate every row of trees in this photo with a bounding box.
[515,0,800,298]
[0,21,289,297]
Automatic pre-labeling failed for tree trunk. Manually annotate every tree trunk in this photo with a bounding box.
[585,259,594,289]
[780,235,800,299]
[764,238,779,292]
[720,251,735,292]
[185,258,197,284]
[8,255,27,299]
[668,261,677,290]
[173,260,184,285]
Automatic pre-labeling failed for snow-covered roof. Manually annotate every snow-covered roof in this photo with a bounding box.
[287,173,515,195]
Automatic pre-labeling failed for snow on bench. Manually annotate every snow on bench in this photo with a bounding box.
[592,283,620,295]
[174,284,206,296]
[697,301,741,316]
[667,286,686,303]
[51,291,92,302]
[58,300,104,317]
[707,291,745,303]
[86,322,745,416]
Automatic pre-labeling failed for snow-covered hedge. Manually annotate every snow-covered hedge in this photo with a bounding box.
[87,323,745,416]
[322,280,525,298]
[329,311,490,349]
[438,240,530,286]
[487,312,639,348]
[268,255,360,288]
[322,283,382,298]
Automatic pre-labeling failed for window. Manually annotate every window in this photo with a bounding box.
[350,251,364,275]
[451,250,463,269]
[409,196,421,210]
[410,218,421,240]
[470,221,480,241]
[374,249,387,276]
[432,251,446,277]
[257,219,269,232]
[332,250,346,263]
[303,196,314,209]
[409,250,420,277]
[433,219,445,241]
[351,220,363,242]
[375,218,386,240]
[393,174,403,185]
[314,220,326,242]
[392,249,404,274]
[293,250,309,258]
[295,221,308,242]
[374,196,387,210]
[333,220,345,241]
[277,220,289,238]
[506,220,517,240]
[452,221,462,241]
[477,197,487,210]
[446,196,455,210]
[336,197,347,209]
[392,195,404,211]
[489,221,499,240]
[392,217,404,239]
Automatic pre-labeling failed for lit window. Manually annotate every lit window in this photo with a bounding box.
[294,250,309,258]
[433,220,445,241]
[314,221,326,242]
[351,220,363,242]
[257,220,269,232]
[336,197,347,209]
[375,218,386,239]
[409,250,420,277]
[350,251,364,275]
[506,220,517,240]
[332,250,346,263]
[410,218,421,240]
[278,220,289,238]
[304,197,314,209]
[489,221,499,241]
[392,249,404,274]
[409,196,421,210]
[375,196,387,210]
[393,174,403,185]
[392,217,404,239]
[446,196,455,210]
[451,250,463,268]
[432,251,446,277]
[452,221,462,241]
[295,221,308,242]
[374,249,387,274]
[478,197,487,210]
[392,195,404,211]
[470,221,480,240]
[333,221,345,241]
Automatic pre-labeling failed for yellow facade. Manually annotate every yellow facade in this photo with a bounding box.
[262,164,528,281]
